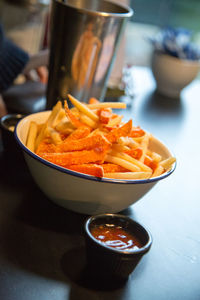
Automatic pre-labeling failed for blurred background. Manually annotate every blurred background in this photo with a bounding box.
[0,0,200,114]
[1,0,200,67]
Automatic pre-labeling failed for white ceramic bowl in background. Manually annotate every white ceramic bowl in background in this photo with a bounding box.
[151,50,200,98]
[15,111,176,215]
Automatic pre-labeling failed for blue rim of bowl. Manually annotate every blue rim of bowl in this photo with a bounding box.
[85,213,152,255]
[14,116,176,185]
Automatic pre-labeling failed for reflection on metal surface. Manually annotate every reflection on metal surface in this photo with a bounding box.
[46,0,133,108]
[72,23,102,89]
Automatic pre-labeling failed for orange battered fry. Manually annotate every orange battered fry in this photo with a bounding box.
[144,155,158,172]
[106,120,132,143]
[58,133,111,152]
[98,108,113,124]
[67,164,104,177]
[64,100,88,128]
[89,97,99,104]
[36,139,57,154]
[101,163,128,173]
[39,149,107,166]
[64,126,91,141]
[129,127,145,138]
[125,148,143,160]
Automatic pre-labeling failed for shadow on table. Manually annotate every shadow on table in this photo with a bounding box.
[138,89,185,122]
[60,244,149,299]
[0,149,143,298]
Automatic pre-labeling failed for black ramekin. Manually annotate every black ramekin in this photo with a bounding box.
[0,113,25,159]
[84,213,152,280]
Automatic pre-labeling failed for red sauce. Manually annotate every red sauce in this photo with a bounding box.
[91,224,142,251]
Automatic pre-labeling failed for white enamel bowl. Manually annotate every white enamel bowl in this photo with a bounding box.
[15,111,176,215]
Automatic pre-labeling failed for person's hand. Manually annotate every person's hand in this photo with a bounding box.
[22,49,49,84]
[0,94,7,118]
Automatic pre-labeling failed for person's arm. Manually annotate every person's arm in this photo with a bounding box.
[0,23,29,92]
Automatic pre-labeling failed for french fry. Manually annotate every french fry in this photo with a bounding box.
[111,143,130,153]
[160,157,176,171]
[55,118,75,134]
[47,101,62,127]
[105,154,141,172]
[79,113,98,128]
[31,95,176,180]
[35,101,62,150]
[110,151,152,172]
[152,165,164,177]
[52,108,66,128]
[118,136,140,149]
[147,150,162,163]
[104,172,152,180]
[68,94,99,122]
[139,133,150,163]
[87,102,126,110]
[26,121,38,152]
[47,127,62,145]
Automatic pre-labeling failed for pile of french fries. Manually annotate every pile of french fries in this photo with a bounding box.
[26,94,176,179]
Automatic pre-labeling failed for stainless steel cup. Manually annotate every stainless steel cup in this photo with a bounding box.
[46,0,133,108]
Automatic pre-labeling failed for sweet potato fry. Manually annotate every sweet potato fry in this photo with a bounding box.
[106,120,132,143]
[89,97,99,104]
[39,149,107,166]
[64,100,88,128]
[36,139,57,154]
[33,96,176,180]
[98,108,113,124]
[129,127,145,138]
[101,163,128,173]
[144,155,158,172]
[125,148,143,160]
[107,115,123,127]
[64,126,91,141]
[58,133,111,152]
[67,164,104,177]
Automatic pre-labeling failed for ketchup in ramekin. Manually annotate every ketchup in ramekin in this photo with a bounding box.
[84,214,152,280]
[91,223,142,251]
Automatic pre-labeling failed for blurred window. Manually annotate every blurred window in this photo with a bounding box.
[130,0,200,32]
[125,0,200,67]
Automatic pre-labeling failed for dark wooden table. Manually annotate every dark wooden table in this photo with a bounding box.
[0,67,199,300]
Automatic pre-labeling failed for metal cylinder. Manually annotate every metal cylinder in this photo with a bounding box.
[46,0,133,108]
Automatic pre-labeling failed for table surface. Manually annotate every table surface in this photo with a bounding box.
[0,67,200,300]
